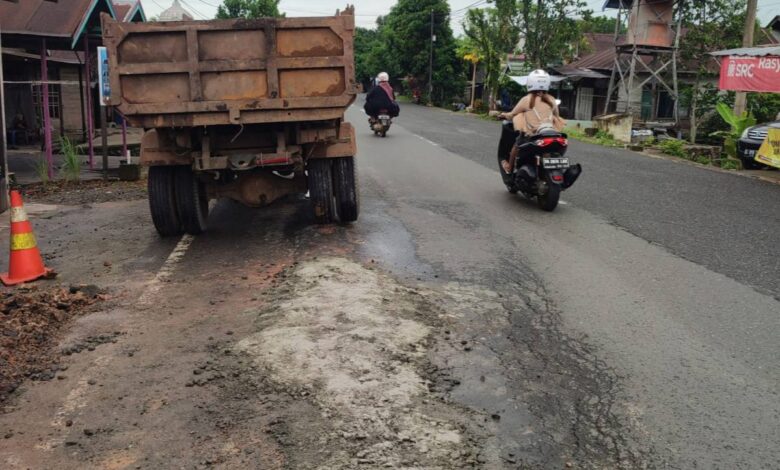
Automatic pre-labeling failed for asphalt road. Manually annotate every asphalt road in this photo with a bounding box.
[0,102,778,469]
[390,101,780,299]
[348,101,780,468]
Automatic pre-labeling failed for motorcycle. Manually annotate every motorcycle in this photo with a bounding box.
[497,120,582,211]
[412,89,422,104]
[369,109,392,137]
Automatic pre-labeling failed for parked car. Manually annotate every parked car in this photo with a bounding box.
[738,119,780,169]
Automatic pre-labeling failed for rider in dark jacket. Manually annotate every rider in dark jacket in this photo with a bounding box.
[364,72,400,118]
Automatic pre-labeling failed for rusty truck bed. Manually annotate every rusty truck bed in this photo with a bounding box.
[101,9,358,128]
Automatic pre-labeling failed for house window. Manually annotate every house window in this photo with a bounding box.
[32,84,61,121]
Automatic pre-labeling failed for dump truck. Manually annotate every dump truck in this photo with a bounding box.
[100,8,359,235]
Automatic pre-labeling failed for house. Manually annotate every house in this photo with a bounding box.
[1,0,146,148]
[553,33,616,121]
[762,15,780,44]
[159,0,195,22]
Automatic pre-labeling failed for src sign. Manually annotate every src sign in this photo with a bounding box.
[719,56,780,93]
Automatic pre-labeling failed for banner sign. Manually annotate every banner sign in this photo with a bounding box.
[718,56,780,93]
[756,128,780,170]
[97,46,111,106]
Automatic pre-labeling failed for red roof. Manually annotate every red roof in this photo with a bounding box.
[113,3,133,21]
[112,0,145,22]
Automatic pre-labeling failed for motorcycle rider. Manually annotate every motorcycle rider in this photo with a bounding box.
[498,69,566,174]
[364,72,400,120]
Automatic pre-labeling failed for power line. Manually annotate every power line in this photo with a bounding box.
[178,0,210,19]
[190,0,221,8]
[451,0,489,14]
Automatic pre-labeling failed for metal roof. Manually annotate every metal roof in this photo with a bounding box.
[112,1,145,22]
[710,45,780,57]
[0,0,117,49]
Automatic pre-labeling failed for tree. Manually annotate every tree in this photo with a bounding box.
[379,0,464,105]
[456,37,482,109]
[679,0,744,143]
[463,4,519,109]
[578,12,624,35]
[216,0,283,19]
[354,26,386,87]
[517,0,588,68]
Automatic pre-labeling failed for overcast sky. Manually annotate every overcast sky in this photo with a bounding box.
[140,0,780,35]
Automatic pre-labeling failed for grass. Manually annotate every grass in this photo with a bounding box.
[567,127,742,171]
[33,158,50,186]
[565,127,623,147]
[59,136,81,183]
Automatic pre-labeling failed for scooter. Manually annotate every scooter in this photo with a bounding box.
[497,120,582,211]
[369,109,392,137]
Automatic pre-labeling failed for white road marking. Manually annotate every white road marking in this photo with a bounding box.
[559,200,569,205]
[36,234,194,452]
[415,134,440,147]
[137,234,194,306]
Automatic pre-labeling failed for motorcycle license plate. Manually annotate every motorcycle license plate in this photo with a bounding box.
[542,157,569,169]
[378,115,390,120]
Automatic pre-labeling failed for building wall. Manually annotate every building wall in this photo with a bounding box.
[59,65,84,139]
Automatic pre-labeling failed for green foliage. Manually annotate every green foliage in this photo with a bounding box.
[354,27,384,84]
[215,0,282,19]
[463,4,519,107]
[711,102,756,158]
[747,93,780,123]
[719,159,740,170]
[577,12,625,34]
[566,127,621,147]
[678,0,745,143]
[472,99,488,114]
[34,158,49,185]
[365,0,464,106]
[517,0,588,67]
[59,136,81,183]
[657,139,688,158]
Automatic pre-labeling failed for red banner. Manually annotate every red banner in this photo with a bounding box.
[718,56,780,93]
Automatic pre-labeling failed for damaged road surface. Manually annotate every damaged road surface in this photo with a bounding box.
[1,103,779,469]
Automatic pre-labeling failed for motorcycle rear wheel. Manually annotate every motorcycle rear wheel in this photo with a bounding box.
[537,182,560,211]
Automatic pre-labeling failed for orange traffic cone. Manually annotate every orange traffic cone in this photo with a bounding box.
[1,190,54,286]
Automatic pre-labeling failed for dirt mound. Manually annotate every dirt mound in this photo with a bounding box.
[21,179,147,205]
[0,285,104,405]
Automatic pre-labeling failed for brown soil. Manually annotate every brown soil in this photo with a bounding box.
[0,285,105,406]
[21,179,147,205]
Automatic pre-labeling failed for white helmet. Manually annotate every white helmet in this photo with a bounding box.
[377,72,390,82]
[526,69,551,92]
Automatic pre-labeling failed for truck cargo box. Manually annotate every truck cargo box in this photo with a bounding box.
[101,9,358,128]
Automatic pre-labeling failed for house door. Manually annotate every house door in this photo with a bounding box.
[641,89,653,120]
[575,87,594,120]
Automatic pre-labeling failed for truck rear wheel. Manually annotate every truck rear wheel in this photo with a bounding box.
[148,166,181,237]
[332,156,359,223]
[174,166,209,235]
[308,159,335,224]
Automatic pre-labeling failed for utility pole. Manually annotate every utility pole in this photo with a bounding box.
[428,9,434,104]
[734,0,758,116]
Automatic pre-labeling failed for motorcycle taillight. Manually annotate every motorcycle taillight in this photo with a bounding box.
[534,137,568,147]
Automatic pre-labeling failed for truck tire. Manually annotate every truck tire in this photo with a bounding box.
[174,166,209,235]
[148,166,181,237]
[307,159,335,224]
[333,156,359,223]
